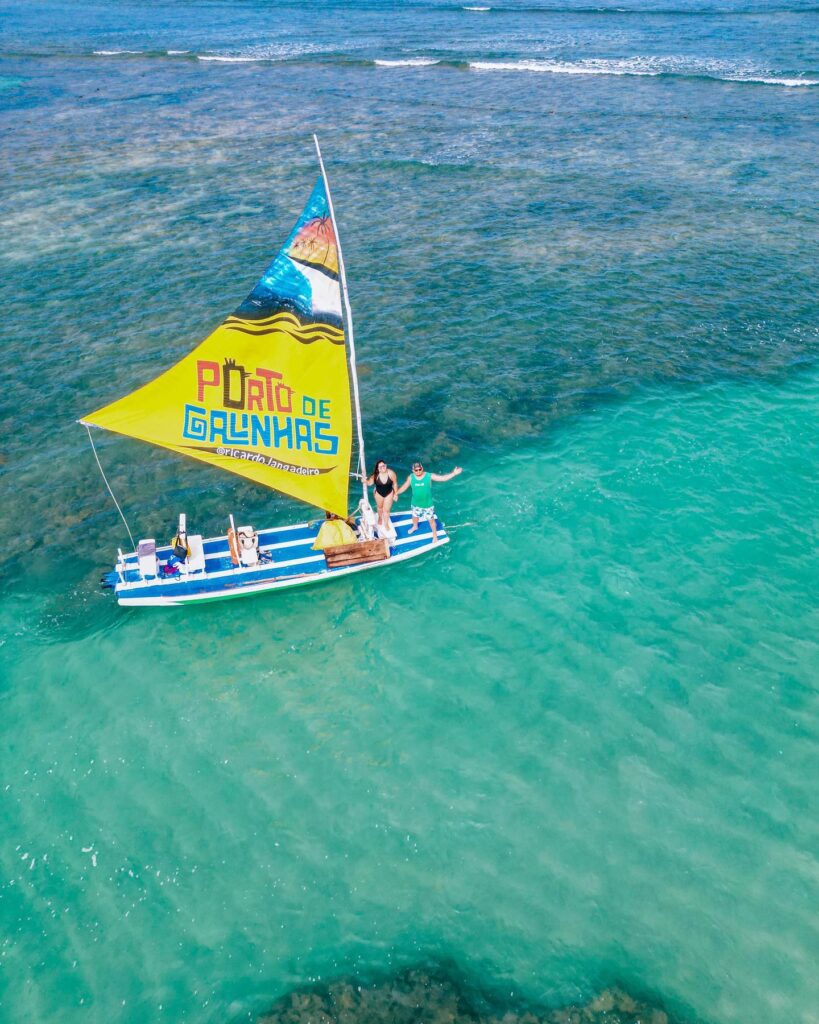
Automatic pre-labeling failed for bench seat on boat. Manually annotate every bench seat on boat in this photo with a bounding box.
[138,539,158,579]
[184,534,206,573]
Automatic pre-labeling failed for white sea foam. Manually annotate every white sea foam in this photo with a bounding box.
[737,75,819,87]
[198,43,321,63]
[167,50,189,56]
[469,57,819,86]
[374,57,441,67]
[93,50,142,56]
[463,6,491,10]
[198,54,265,63]
[470,59,661,76]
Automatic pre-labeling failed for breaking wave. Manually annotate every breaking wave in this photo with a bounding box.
[740,75,819,86]
[196,42,326,63]
[197,54,265,63]
[469,56,819,85]
[454,3,819,13]
[374,57,441,67]
[61,48,819,87]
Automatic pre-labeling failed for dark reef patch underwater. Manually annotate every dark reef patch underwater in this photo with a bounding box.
[256,968,680,1024]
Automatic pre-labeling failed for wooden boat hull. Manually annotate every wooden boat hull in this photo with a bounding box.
[105,511,448,607]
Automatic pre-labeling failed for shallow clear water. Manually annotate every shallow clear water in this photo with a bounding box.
[1,2,818,1022]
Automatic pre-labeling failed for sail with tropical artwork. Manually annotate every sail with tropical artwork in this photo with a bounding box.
[84,138,449,608]
[82,175,355,518]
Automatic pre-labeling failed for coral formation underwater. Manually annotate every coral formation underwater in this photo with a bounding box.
[258,969,679,1024]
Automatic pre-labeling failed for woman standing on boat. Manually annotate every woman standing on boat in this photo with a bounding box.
[366,459,399,530]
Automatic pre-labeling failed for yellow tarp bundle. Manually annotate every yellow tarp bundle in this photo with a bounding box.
[312,519,357,551]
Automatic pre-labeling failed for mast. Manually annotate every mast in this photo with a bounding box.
[313,134,368,506]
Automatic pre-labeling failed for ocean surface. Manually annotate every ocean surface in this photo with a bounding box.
[1,1,818,1021]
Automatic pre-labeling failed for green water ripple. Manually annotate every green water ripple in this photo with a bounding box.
[3,371,819,1022]
[2,5,819,1020]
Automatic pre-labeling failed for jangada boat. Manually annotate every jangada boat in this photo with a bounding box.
[81,137,448,607]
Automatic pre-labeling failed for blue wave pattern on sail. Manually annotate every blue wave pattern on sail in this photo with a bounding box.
[234,176,343,328]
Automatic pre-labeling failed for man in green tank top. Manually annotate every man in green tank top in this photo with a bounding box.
[396,460,463,543]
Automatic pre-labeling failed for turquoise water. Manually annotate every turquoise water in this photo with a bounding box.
[1,2,818,1022]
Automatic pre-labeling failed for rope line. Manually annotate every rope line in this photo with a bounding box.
[85,425,136,551]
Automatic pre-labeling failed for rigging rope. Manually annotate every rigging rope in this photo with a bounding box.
[85,425,136,551]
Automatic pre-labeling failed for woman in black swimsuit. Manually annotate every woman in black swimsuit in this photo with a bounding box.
[365,459,399,530]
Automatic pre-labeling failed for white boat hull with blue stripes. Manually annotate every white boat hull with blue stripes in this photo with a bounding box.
[103,511,448,607]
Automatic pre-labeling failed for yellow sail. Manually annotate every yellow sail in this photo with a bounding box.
[82,176,353,518]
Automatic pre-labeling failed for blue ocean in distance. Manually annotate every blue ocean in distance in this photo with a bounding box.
[1,1,818,1022]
